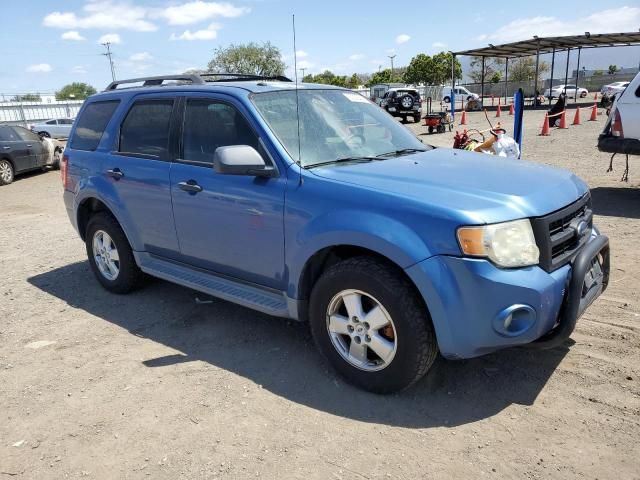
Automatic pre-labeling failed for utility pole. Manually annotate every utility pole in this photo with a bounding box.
[388,55,396,82]
[299,67,307,79]
[101,42,116,82]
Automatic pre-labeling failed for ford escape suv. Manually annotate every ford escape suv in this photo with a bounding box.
[62,74,610,393]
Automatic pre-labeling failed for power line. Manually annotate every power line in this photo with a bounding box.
[101,42,116,82]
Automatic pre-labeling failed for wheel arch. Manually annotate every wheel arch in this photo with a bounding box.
[76,197,134,249]
[295,244,429,322]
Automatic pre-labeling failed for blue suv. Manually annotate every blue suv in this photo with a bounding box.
[62,74,610,393]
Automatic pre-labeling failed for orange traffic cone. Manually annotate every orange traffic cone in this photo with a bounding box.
[508,104,514,115]
[572,107,581,125]
[589,103,598,121]
[559,110,568,129]
[496,104,501,117]
[460,110,467,125]
[539,114,550,136]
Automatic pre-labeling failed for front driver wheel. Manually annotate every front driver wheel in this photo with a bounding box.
[309,257,438,393]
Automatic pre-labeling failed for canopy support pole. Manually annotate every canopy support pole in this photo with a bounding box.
[574,47,582,105]
[504,57,509,105]
[451,53,456,121]
[533,38,540,107]
[564,48,571,97]
[548,48,556,102]
[480,56,485,109]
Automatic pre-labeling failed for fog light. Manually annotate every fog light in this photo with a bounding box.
[493,304,536,337]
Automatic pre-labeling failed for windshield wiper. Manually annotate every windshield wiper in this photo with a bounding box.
[305,156,381,168]
[376,148,428,158]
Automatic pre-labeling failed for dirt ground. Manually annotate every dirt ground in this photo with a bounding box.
[1,106,639,480]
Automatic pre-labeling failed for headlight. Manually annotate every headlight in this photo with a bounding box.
[457,219,540,268]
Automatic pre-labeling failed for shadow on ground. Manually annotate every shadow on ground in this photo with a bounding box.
[591,186,640,220]
[29,261,569,428]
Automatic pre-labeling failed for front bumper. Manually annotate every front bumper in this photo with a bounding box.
[406,233,609,359]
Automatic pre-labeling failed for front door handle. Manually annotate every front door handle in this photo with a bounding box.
[106,168,124,180]
[178,180,203,193]
[2,146,10,150]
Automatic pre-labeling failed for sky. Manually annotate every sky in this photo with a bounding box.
[1,0,639,94]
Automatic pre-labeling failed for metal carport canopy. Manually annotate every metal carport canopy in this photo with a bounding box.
[453,32,640,58]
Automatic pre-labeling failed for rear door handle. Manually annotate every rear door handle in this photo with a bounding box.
[106,168,124,180]
[178,180,203,193]
[26,144,33,147]
[2,146,10,150]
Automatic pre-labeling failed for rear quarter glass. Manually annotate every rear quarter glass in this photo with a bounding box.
[70,100,120,151]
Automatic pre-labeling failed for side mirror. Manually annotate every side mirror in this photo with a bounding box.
[213,145,276,177]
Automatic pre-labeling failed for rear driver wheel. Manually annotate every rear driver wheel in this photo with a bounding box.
[0,159,14,185]
[309,257,438,393]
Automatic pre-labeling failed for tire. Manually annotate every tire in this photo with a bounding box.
[0,159,14,185]
[52,148,62,169]
[85,212,145,294]
[398,94,414,110]
[443,96,450,104]
[580,91,587,98]
[38,131,51,138]
[401,116,408,124]
[413,115,421,123]
[437,125,445,133]
[309,256,438,394]
[428,126,434,134]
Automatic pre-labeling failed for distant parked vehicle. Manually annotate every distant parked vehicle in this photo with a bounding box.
[598,71,640,158]
[378,88,422,123]
[0,125,57,185]
[600,81,630,96]
[543,84,588,99]
[30,118,75,138]
[441,86,479,103]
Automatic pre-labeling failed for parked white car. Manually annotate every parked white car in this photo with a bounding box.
[598,71,640,159]
[441,86,479,103]
[600,81,630,96]
[30,118,75,139]
[543,84,588,99]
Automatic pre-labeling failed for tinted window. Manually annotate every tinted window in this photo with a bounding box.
[119,100,174,158]
[13,127,40,142]
[0,126,20,141]
[58,119,74,125]
[182,99,259,164]
[70,100,120,151]
[46,120,57,125]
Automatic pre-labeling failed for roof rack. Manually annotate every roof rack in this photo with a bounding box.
[199,73,293,82]
[105,74,205,91]
[104,73,292,91]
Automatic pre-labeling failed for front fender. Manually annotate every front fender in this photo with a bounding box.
[286,209,433,299]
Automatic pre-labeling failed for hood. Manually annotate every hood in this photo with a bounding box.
[309,149,589,224]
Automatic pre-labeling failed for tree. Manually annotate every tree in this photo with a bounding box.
[366,69,393,86]
[302,70,349,87]
[608,64,619,75]
[403,54,432,85]
[347,73,360,89]
[490,71,502,83]
[11,93,41,102]
[55,82,97,100]
[469,56,505,83]
[430,52,462,85]
[508,57,549,83]
[592,70,604,76]
[207,42,286,76]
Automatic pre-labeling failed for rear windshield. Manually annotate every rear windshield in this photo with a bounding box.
[70,100,120,151]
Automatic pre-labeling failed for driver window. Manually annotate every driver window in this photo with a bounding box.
[182,99,260,164]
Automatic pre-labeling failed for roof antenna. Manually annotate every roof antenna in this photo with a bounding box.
[292,14,302,168]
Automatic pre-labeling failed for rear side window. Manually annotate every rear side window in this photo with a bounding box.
[0,126,19,141]
[119,99,174,158]
[13,127,40,142]
[70,100,120,151]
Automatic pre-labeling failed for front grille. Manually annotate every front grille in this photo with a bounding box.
[531,194,593,272]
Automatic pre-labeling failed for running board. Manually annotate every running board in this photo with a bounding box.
[135,253,290,318]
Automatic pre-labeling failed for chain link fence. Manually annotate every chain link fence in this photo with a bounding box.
[0,96,84,126]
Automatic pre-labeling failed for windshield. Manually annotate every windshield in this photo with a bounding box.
[251,89,429,167]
